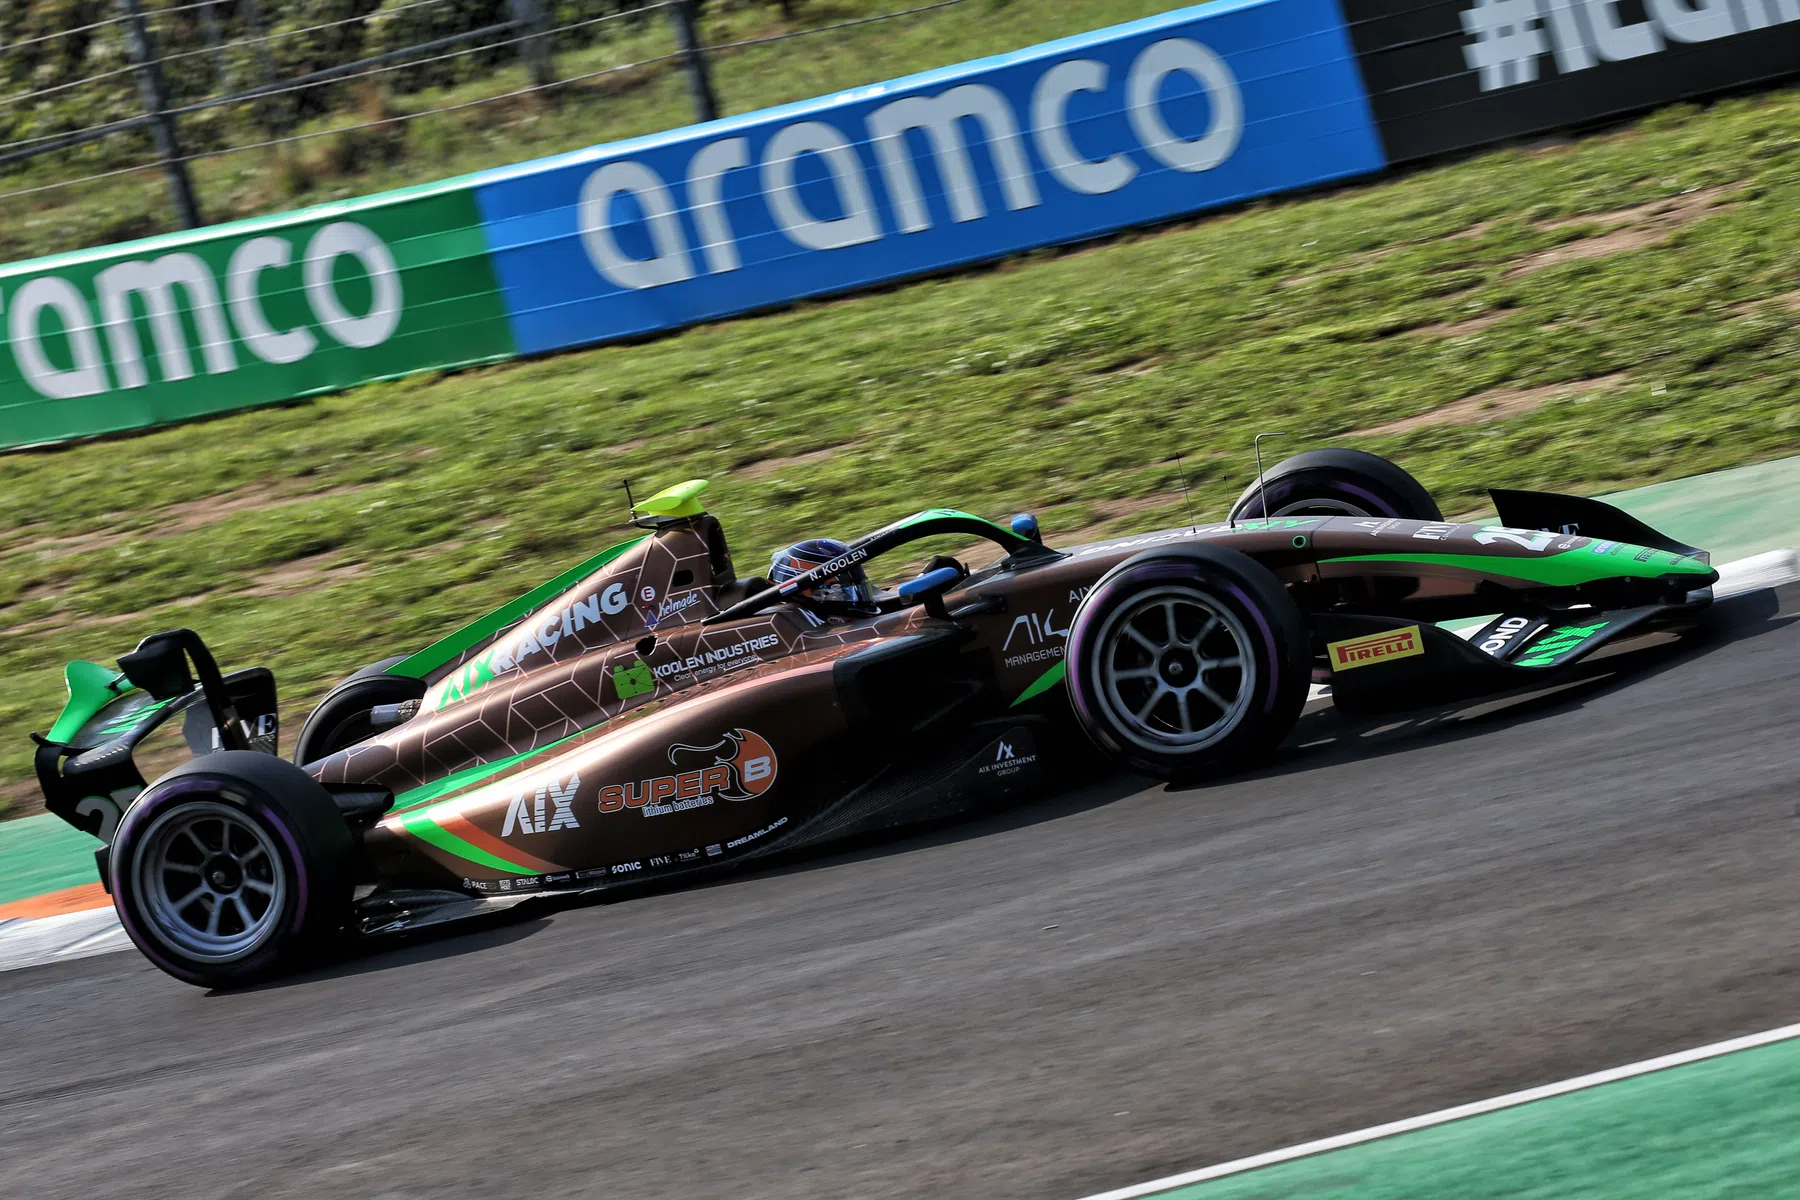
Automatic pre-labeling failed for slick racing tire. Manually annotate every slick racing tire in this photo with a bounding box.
[1228,449,1442,522]
[1066,546,1310,780]
[109,751,354,989]
[294,655,425,766]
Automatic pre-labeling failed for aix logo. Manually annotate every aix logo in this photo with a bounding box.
[502,773,581,837]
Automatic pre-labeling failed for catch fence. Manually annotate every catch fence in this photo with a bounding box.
[0,0,965,231]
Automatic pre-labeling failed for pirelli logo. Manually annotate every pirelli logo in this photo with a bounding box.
[1328,626,1424,672]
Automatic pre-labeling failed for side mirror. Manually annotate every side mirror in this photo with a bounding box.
[1010,513,1042,544]
[898,566,963,620]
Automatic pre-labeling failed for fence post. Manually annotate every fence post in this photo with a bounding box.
[235,0,290,133]
[667,0,719,124]
[116,0,202,229]
[507,0,556,90]
[194,0,230,94]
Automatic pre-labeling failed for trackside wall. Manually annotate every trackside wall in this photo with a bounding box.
[2,0,1796,449]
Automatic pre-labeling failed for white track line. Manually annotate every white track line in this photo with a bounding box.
[1074,1022,1800,1200]
[1714,548,1800,598]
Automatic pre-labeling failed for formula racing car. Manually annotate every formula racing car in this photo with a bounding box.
[31,450,1720,986]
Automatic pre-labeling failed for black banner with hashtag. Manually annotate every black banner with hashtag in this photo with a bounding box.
[1341,0,1800,163]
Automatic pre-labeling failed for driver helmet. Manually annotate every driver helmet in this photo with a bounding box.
[769,538,874,608]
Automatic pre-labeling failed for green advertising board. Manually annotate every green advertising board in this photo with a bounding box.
[0,180,515,449]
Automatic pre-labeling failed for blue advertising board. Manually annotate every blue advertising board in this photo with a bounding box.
[474,0,1386,356]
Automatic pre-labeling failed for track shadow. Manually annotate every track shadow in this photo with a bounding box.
[220,913,555,995]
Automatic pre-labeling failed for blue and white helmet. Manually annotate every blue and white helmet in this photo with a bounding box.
[769,538,873,607]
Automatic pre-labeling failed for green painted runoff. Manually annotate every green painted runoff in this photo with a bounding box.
[1146,1035,1800,1200]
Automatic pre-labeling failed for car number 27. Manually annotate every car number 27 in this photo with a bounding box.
[1475,528,1560,552]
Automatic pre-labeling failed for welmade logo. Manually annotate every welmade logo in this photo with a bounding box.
[3,221,402,400]
[1461,0,1798,91]
[576,37,1245,292]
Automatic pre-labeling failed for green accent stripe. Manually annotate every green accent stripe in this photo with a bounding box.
[398,812,533,875]
[389,535,647,679]
[1322,549,1714,588]
[389,727,591,816]
[1012,660,1067,707]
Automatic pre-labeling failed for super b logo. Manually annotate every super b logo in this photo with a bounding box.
[599,728,778,813]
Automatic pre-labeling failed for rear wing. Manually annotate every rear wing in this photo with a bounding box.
[31,630,277,844]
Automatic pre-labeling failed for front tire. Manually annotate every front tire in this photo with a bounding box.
[110,752,354,988]
[1229,448,1441,522]
[1066,547,1310,779]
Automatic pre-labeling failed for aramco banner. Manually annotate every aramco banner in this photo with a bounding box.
[4,0,1795,448]
[0,183,514,449]
[472,0,1385,355]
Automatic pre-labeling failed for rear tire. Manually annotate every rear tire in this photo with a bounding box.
[1229,449,1441,522]
[294,655,425,765]
[110,751,354,988]
[1065,547,1310,780]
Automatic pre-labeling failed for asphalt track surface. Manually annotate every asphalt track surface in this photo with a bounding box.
[3,587,1796,1200]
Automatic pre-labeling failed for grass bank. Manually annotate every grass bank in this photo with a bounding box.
[1,83,1797,815]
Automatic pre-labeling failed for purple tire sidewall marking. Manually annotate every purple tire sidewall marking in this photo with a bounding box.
[112,774,311,983]
[1067,560,1285,736]
[1245,478,1394,519]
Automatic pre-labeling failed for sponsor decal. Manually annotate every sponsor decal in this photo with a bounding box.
[980,737,1039,780]
[611,861,643,874]
[434,582,630,707]
[705,843,723,857]
[1002,609,1069,669]
[656,590,703,620]
[652,631,782,680]
[498,878,513,891]
[727,815,788,850]
[640,586,657,602]
[678,848,703,863]
[1350,518,1403,536]
[1516,620,1609,668]
[1477,615,1542,658]
[575,867,609,880]
[1412,523,1459,542]
[1328,626,1426,672]
[501,773,581,837]
[649,854,674,868]
[1635,546,1659,562]
[1589,540,1620,556]
[600,728,778,815]
[543,872,573,885]
[613,658,657,700]
[1068,586,1092,604]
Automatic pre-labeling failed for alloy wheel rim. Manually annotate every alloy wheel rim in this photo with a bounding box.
[1093,586,1256,753]
[134,799,286,963]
